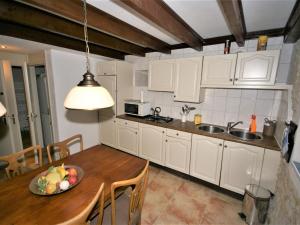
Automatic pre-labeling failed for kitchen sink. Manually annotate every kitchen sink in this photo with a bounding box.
[199,125,225,134]
[229,130,262,141]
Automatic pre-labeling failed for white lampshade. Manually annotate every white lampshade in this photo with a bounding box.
[0,102,7,117]
[64,86,114,110]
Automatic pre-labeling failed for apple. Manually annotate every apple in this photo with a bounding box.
[68,176,77,185]
[67,168,77,177]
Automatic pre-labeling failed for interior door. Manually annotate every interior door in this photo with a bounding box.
[0,60,22,156]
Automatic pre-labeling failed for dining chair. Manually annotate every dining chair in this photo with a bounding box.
[46,134,83,163]
[102,161,149,225]
[0,145,42,179]
[58,183,105,225]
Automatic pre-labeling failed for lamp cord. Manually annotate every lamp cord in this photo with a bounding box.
[83,0,90,72]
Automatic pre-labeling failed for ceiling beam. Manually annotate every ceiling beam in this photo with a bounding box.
[118,0,204,51]
[1,0,145,56]
[284,0,300,43]
[19,0,171,53]
[0,21,125,60]
[217,0,246,46]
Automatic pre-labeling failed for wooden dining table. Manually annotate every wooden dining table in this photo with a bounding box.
[0,144,147,225]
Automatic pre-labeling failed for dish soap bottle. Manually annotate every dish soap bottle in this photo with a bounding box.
[249,114,257,133]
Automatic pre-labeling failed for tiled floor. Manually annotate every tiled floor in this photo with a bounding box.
[142,166,246,225]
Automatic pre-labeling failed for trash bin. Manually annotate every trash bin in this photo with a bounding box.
[242,184,271,225]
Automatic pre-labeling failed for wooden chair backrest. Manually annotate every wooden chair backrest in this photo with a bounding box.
[47,134,83,163]
[58,183,105,225]
[111,161,149,225]
[0,145,42,179]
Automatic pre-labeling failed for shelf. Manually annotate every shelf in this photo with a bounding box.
[200,84,292,90]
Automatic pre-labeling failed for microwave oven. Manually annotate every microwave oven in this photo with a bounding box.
[124,100,151,117]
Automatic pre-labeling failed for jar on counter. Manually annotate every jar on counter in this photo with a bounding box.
[194,114,202,125]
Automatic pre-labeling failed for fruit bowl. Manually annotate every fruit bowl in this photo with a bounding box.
[29,164,84,196]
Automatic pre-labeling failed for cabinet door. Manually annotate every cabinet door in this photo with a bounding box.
[139,124,166,165]
[260,149,281,193]
[190,135,223,185]
[202,54,237,86]
[99,115,116,148]
[148,60,175,92]
[98,61,117,75]
[116,124,139,156]
[220,141,264,194]
[235,50,280,85]
[165,136,191,174]
[174,57,202,102]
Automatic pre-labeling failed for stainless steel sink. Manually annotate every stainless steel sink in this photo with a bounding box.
[229,130,262,141]
[199,125,225,134]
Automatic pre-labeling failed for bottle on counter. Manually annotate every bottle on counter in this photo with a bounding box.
[194,114,202,125]
[257,35,268,51]
[249,114,257,133]
[224,40,231,54]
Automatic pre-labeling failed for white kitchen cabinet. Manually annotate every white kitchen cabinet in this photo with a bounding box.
[235,50,280,86]
[201,54,237,86]
[165,129,192,174]
[139,123,166,165]
[99,115,117,148]
[148,59,175,92]
[97,61,117,75]
[190,135,224,185]
[116,119,139,156]
[260,149,281,193]
[220,141,264,194]
[174,57,203,102]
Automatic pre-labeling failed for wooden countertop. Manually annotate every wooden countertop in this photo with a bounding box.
[117,114,281,151]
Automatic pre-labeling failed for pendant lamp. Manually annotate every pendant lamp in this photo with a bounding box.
[64,0,114,110]
[0,102,6,117]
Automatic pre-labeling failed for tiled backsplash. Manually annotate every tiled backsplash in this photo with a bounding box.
[134,87,282,132]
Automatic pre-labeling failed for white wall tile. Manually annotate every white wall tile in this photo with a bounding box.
[227,89,242,98]
[242,89,257,99]
[225,112,239,124]
[255,99,273,116]
[212,111,225,126]
[280,44,294,64]
[214,89,228,97]
[226,97,241,113]
[213,96,226,111]
[239,99,256,115]
[257,90,275,99]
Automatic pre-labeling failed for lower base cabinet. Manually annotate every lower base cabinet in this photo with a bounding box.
[220,141,264,194]
[116,119,139,156]
[165,130,191,174]
[99,116,117,148]
[190,135,224,185]
[139,123,166,165]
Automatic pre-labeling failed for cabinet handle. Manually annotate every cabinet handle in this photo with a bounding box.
[235,78,238,81]
[162,131,165,133]
[219,143,222,146]
[125,122,127,125]
[224,145,228,148]
[165,139,168,142]
[176,133,179,136]
[113,120,116,123]
[229,78,233,81]
[174,95,176,98]
[135,132,138,135]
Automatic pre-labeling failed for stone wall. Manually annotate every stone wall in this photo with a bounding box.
[267,160,300,225]
[267,40,300,225]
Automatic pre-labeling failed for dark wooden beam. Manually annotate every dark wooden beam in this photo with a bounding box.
[284,0,300,43]
[0,21,125,60]
[118,0,204,51]
[217,0,246,46]
[0,0,145,56]
[19,0,171,53]
[246,28,285,39]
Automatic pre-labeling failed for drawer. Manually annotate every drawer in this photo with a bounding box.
[116,119,138,129]
[166,129,191,140]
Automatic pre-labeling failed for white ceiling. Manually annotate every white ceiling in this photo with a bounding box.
[242,0,296,32]
[88,0,296,44]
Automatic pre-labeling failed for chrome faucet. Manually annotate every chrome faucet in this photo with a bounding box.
[227,121,243,132]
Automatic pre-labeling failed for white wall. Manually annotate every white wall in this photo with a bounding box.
[45,49,108,153]
[126,36,293,132]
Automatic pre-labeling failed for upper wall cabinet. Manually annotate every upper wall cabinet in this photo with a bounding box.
[202,54,237,86]
[148,59,175,92]
[174,57,203,102]
[98,61,117,75]
[235,50,280,86]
